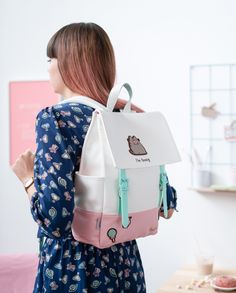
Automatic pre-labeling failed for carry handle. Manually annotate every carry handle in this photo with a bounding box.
[106,83,133,112]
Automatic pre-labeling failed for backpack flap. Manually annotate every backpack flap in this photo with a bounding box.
[98,109,181,169]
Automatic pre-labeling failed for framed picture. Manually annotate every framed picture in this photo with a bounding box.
[9,80,59,165]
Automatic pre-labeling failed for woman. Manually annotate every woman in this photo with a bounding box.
[11,22,178,292]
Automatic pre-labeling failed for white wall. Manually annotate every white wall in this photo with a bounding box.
[1,1,236,292]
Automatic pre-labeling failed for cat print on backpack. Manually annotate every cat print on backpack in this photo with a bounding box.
[127,135,148,156]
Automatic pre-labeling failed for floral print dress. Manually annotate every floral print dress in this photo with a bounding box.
[30,100,178,292]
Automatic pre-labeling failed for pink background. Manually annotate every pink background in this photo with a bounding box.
[0,253,38,293]
[9,81,59,165]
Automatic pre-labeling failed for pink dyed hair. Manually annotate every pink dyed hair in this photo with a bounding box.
[47,22,144,113]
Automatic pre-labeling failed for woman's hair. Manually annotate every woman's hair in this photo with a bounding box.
[47,22,144,113]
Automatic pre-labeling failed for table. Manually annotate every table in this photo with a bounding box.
[157,265,236,293]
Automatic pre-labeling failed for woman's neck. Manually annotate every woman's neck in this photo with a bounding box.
[61,87,81,99]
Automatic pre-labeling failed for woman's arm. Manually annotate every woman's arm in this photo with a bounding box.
[11,148,37,203]
[26,184,36,201]
[29,105,84,238]
[29,105,86,239]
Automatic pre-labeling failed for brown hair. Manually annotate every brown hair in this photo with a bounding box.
[47,22,144,112]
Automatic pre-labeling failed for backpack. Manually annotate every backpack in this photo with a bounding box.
[60,83,181,248]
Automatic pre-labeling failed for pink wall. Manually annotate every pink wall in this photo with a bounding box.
[9,81,59,165]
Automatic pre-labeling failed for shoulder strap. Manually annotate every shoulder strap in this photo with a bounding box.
[158,165,169,218]
[58,95,107,111]
[58,83,133,113]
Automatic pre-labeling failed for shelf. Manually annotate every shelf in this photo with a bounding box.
[189,187,236,193]
[192,138,227,141]
[192,113,236,116]
[190,63,236,188]
[191,162,235,166]
[191,63,236,68]
[191,88,236,92]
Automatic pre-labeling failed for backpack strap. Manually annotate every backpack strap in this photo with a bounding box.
[118,168,129,228]
[58,95,107,111]
[158,165,168,218]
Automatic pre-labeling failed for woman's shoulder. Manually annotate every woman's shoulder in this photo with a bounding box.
[36,102,95,126]
[54,101,96,115]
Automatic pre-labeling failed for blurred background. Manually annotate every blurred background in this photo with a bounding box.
[1,0,236,292]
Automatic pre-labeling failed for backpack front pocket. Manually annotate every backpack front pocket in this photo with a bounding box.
[74,173,105,213]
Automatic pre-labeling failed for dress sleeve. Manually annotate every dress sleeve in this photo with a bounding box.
[30,105,85,239]
[159,177,178,212]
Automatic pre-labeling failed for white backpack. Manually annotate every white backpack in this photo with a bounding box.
[60,83,181,248]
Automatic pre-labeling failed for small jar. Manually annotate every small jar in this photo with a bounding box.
[194,167,212,188]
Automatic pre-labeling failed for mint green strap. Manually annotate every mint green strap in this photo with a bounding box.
[118,169,129,228]
[158,165,168,218]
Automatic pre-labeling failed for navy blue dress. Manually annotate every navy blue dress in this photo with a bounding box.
[30,101,178,292]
